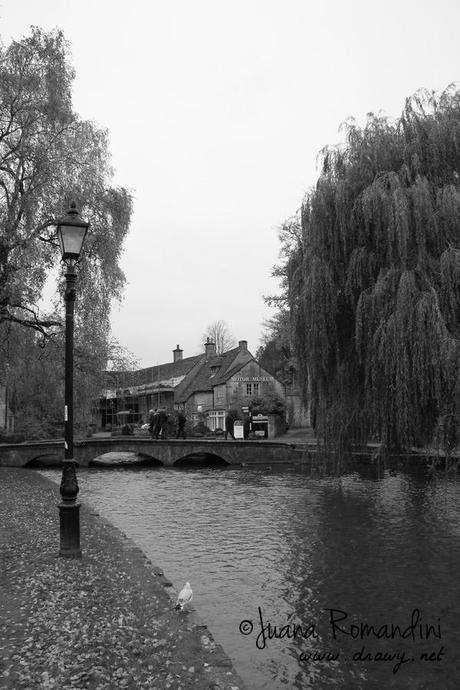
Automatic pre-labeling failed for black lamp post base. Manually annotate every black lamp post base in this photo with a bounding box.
[59,502,82,558]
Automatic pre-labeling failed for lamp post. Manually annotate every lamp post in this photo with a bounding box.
[56,201,90,558]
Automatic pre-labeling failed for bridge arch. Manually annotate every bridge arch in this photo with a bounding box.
[173,452,229,468]
[25,453,63,468]
[89,451,164,468]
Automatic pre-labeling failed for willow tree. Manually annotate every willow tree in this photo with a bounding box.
[258,216,302,386]
[0,27,133,435]
[288,87,460,451]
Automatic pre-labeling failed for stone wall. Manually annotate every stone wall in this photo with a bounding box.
[225,361,284,410]
[268,414,287,438]
[285,391,310,427]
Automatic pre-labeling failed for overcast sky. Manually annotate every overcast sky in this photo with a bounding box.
[1,1,459,366]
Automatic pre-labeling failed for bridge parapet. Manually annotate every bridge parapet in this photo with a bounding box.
[0,437,305,468]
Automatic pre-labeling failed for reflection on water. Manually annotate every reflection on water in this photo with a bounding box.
[40,463,460,689]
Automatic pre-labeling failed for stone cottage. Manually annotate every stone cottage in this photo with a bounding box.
[98,339,285,432]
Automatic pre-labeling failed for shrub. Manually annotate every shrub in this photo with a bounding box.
[249,394,286,417]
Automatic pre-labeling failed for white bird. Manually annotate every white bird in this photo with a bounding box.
[175,582,193,610]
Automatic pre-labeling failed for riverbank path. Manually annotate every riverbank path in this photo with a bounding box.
[0,467,245,690]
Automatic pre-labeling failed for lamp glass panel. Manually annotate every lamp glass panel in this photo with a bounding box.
[58,232,65,256]
[59,224,87,257]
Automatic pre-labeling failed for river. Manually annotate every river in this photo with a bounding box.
[40,461,460,689]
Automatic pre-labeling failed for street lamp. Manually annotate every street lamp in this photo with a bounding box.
[57,201,90,558]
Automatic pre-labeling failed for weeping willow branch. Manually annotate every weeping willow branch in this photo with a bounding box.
[288,85,460,451]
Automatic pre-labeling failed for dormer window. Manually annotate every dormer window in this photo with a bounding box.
[210,365,220,378]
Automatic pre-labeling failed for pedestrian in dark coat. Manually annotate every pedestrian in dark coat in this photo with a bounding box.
[225,412,235,440]
[152,409,161,439]
[176,411,186,439]
[158,408,168,440]
[148,409,156,435]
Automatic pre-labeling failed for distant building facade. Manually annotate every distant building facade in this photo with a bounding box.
[97,339,285,432]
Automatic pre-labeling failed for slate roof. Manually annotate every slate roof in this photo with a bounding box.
[105,354,203,390]
[132,355,203,387]
[174,347,254,403]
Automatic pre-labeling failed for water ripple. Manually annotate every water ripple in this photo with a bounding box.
[40,465,460,689]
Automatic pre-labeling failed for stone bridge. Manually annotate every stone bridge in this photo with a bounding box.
[0,437,307,468]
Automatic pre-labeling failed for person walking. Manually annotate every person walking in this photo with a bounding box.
[176,410,186,439]
[158,408,168,440]
[225,411,235,440]
[152,409,161,439]
[148,409,156,436]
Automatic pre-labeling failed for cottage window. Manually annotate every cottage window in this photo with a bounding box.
[253,383,259,395]
[246,383,252,395]
[207,410,226,431]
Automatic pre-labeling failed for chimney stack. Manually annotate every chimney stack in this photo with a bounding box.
[205,337,216,357]
[173,344,183,362]
[238,340,248,351]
